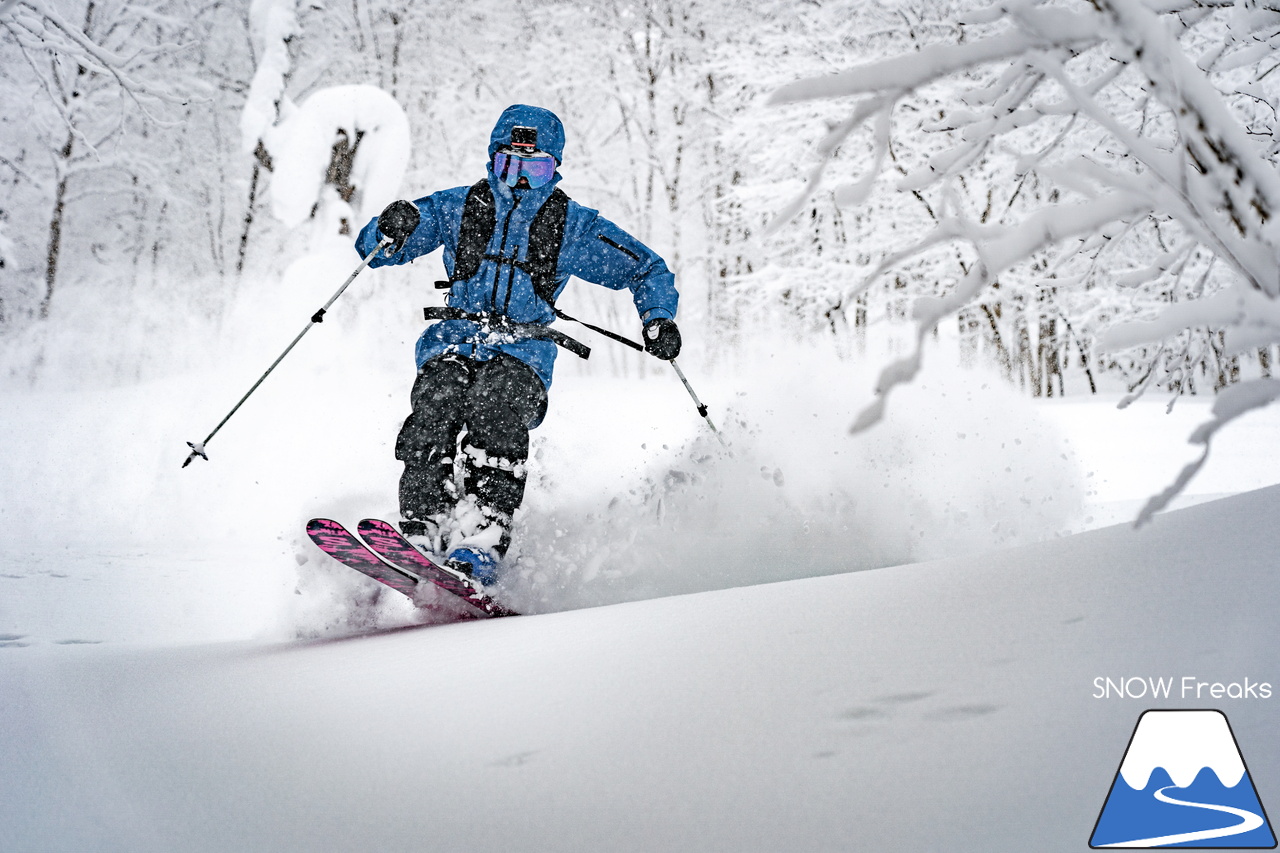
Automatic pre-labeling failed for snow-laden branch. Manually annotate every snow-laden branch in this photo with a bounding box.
[766,94,897,232]
[1101,277,1280,355]
[768,0,1280,516]
[1135,378,1280,524]
[767,7,1101,106]
[852,192,1152,432]
[1092,0,1280,294]
[764,5,1103,226]
[3,0,193,108]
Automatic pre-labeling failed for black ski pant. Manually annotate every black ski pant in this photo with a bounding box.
[396,353,547,555]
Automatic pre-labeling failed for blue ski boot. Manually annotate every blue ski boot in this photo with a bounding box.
[446,546,501,587]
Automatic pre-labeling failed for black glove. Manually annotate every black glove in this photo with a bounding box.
[643,317,681,360]
[377,199,420,251]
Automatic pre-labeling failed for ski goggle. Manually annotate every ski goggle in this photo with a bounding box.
[492,149,557,189]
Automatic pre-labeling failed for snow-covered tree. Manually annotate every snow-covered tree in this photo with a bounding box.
[0,0,197,320]
[264,84,411,246]
[235,0,301,273]
[562,0,722,374]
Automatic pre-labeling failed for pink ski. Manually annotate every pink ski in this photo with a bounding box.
[356,518,518,618]
[305,518,421,599]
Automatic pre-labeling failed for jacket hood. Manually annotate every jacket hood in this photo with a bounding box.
[488,104,566,164]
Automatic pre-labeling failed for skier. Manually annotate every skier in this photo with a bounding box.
[355,104,681,587]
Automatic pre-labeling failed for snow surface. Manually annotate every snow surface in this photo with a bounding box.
[2,335,1279,850]
[2,479,1278,851]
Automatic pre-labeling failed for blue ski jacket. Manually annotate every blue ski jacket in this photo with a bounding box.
[355,104,679,397]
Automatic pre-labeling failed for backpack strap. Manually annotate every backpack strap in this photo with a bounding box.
[439,180,497,287]
[524,187,570,306]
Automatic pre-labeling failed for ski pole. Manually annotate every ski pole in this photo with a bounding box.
[181,238,393,468]
[555,308,727,448]
[669,359,730,450]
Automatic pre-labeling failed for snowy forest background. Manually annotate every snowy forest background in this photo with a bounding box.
[7,0,1280,513]
[6,7,1280,848]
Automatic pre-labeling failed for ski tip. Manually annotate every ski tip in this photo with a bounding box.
[306,517,345,534]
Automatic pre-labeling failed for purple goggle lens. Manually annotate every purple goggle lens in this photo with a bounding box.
[492,150,557,189]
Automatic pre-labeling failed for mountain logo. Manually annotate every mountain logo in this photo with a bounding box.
[1090,709,1276,848]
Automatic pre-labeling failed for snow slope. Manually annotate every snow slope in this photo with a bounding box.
[2,484,1277,852]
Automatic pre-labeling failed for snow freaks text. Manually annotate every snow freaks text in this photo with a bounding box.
[1092,677,1274,700]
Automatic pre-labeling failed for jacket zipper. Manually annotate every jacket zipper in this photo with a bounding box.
[503,246,519,316]
[490,194,521,311]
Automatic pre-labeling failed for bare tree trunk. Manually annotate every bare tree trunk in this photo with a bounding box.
[1016,309,1036,394]
[326,128,365,235]
[854,293,868,354]
[236,162,261,276]
[1211,330,1239,390]
[1039,315,1062,397]
[388,11,403,98]
[41,2,95,319]
[239,138,275,276]
[978,302,1013,382]
[42,134,73,319]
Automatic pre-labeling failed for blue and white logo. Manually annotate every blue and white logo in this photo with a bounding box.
[1091,710,1276,848]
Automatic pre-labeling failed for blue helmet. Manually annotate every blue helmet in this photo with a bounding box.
[488,104,566,165]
